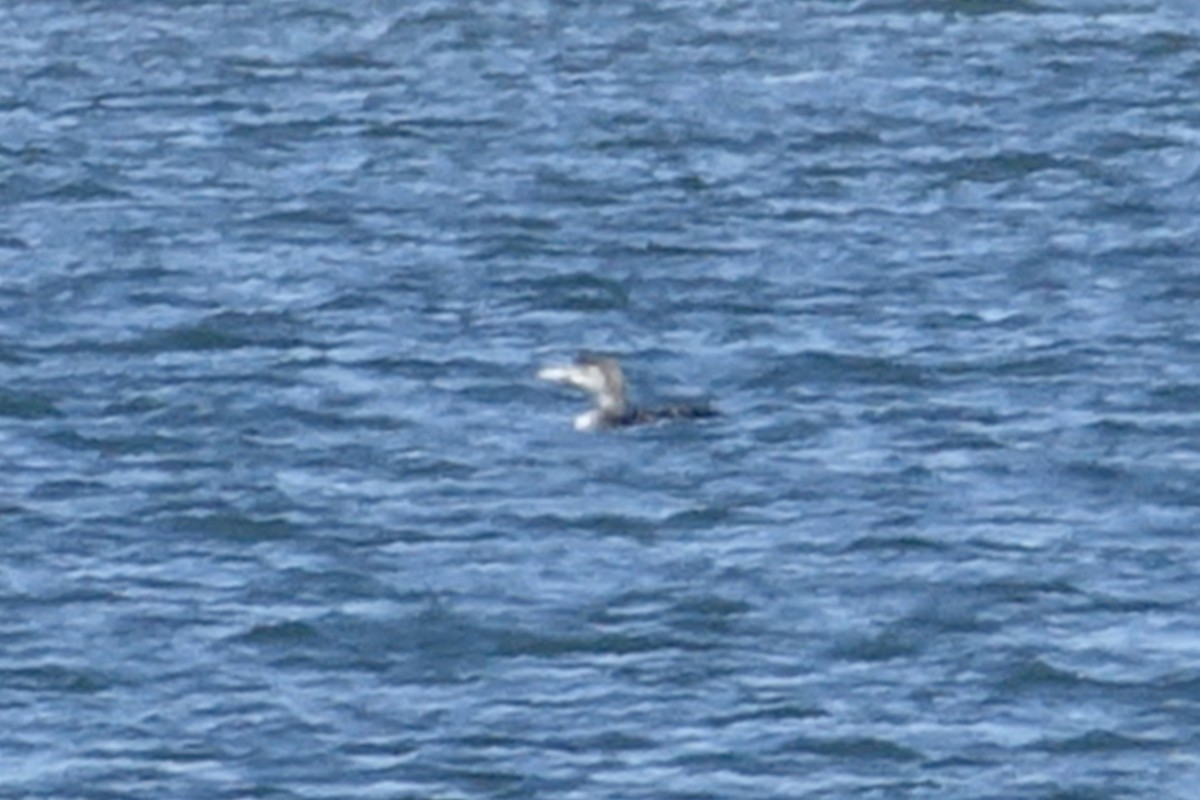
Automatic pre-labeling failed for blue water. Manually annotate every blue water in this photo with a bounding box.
[4,1,1200,797]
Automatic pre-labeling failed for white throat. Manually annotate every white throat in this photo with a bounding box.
[574,409,603,431]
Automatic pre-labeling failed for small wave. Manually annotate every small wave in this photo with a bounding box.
[0,389,61,420]
[1035,729,1170,755]
[779,734,924,762]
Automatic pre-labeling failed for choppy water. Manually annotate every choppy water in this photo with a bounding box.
[4,1,1200,797]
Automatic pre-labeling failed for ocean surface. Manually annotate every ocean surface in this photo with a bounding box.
[3,1,1200,797]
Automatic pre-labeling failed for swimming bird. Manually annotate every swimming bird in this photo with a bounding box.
[537,354,717,431]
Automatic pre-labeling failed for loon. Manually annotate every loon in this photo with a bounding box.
[538,354,718,431]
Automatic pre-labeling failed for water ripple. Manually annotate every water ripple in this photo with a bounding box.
[3,1,1200,798]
